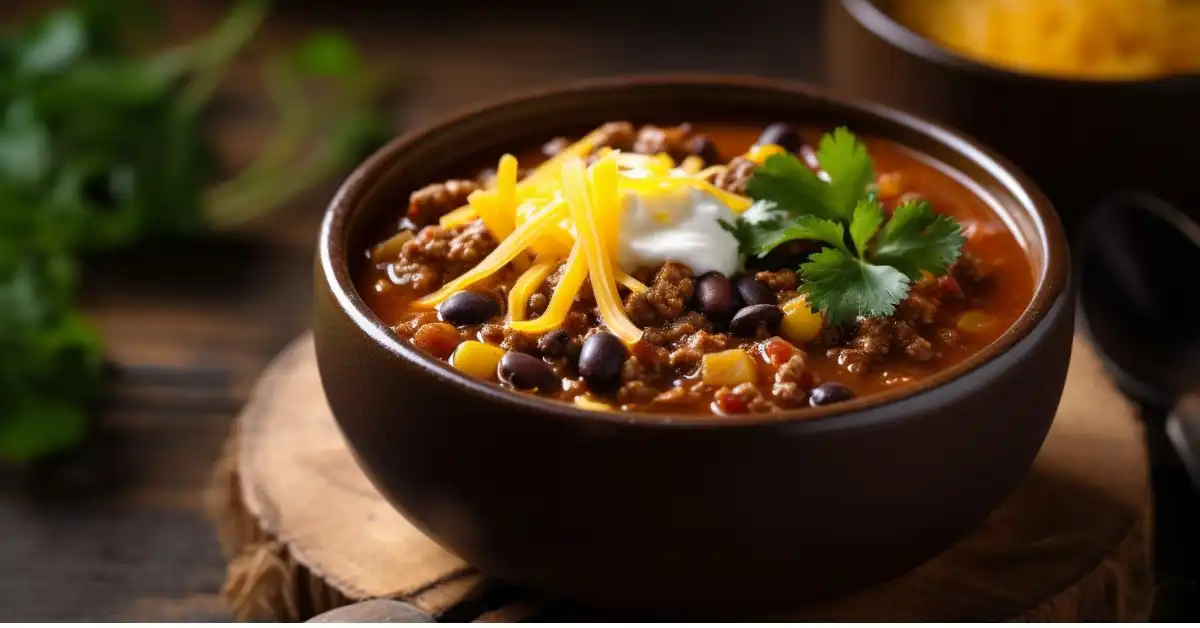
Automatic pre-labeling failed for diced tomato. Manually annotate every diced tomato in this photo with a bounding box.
[938,274,963,299]
[412,322,464,359]
[759,337,796,367]
[714,391,748,414]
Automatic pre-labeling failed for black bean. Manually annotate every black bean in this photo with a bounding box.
[537,329,571,358]
[695,272,739,320]
[437,291,498,325]
[734,275,776,306]
[729,304,784,337]
[578,332,628,386]
[498,351,559,391]
[688,135,722,165]
[809,382,856,406]
[756,122,801,153]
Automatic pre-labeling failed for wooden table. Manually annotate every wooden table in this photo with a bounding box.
[0,1,1195,621]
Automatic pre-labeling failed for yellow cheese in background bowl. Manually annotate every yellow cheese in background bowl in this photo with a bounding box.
[891,0,1200,80]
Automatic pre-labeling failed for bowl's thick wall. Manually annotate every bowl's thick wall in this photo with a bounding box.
[824,0,1200,234]
[313,77,1073,611]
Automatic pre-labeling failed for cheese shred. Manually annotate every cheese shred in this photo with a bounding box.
[413,201,567,308]
[508,242,587,333]
[562,156,642,345]
[419,143,733,343]
[507,256,558,322]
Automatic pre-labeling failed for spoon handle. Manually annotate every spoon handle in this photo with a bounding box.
[1167,392,1200,493]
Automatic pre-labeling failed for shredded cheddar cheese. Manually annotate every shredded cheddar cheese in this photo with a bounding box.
[440,125,615,228]
[508,242,587,333]
[439,204,478,228]
[413,201,568,308]
[562,156,642,345]
[467,190,513,241]
[615,271,647,294]
[508,256,558,321]
[420,142,744,342]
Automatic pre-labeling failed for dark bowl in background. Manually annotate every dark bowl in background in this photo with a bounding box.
[313,76,1073,613]
[824,0,1200,236]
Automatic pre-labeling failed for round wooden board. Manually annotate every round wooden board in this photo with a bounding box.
[207,334,1154,622]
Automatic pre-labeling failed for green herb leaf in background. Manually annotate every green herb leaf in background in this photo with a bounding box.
[0,0,397,461]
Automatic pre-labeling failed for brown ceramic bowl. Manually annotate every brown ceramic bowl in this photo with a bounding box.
[824,0,1200,235]
[313,76,1073,613]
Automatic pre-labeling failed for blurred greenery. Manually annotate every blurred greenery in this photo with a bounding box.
[0,0,396,462]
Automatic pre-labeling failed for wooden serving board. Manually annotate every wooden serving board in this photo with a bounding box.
[206,334,1153,622]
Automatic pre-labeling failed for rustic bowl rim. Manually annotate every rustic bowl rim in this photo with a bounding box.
[838,0,1200,88]
[318,74,1069,429]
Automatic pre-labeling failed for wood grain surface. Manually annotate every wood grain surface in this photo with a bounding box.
[0,0,1196,622]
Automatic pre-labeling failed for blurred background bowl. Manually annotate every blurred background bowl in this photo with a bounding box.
[823,0,1200,237]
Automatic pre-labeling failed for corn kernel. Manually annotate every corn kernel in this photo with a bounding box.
[957,311,997,334]
[875,172,903,199]
[702,349,758,387]
[371,230,414,262]
[574,395,614,410]
[781,296,824,344]
[679,155,705,174]
[449,341,506,380]
[745,143,787,165]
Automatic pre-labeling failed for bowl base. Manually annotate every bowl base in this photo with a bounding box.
[210,333,1152,621]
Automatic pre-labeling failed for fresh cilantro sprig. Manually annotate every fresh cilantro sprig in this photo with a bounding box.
[0,1,397,462]
[724,127,966,325]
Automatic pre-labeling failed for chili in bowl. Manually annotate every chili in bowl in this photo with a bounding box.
[359,122,1032,415]
[314,76,1072,612]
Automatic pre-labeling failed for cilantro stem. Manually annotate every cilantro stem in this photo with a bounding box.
[204,58,314,206]
[202,139,348,228]
[176,0,269,119]
[240,59,313,180]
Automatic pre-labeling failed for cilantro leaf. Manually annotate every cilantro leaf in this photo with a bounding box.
[848,196,883,259]
[724,127,966,328]
[723,200,847,258]
[873,199,966,280]
[817,127,876,219]
[744,126,876,224]
[799,248,910,326]
[743,153,841,222]
[746,215,847,257]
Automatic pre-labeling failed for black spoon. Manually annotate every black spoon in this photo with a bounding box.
[1078,191,1200,492]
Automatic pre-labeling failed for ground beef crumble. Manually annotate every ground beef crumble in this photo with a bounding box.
[405,179,479,226]
[386,220,496,294]
[668,330,731,369]
[631,123,717,163]
[755,269,798,292]
[642,311,712,346]
[591,122,636,153]
[711,156,756,194]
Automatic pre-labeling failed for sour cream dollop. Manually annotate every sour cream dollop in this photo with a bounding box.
[616,185,741,277]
